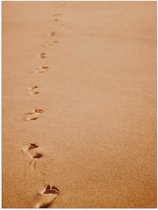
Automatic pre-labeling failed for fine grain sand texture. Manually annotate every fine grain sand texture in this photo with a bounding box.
[2,2,157,208]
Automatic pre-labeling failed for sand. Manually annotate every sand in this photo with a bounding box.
[2,1,156,208]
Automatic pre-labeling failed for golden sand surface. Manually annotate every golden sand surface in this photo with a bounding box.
[2,2,156,208]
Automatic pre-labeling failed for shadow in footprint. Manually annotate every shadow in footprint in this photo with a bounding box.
[36,52,47,59]
[40,53,46,59]
[35,185,60,208]
[54,18,59,22]
[50,32,56,37]
[33,153,43,159]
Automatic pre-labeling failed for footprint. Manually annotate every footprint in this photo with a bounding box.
[34,185,60,208]
[24,109,44,121]
[35,66,48,74]
[29,153,43,172]
[54,18,59,22]
[50,32,56,37]
[36,52,47,59]
[40,52,46,59]
[22,143,43,172]
[22,143,42,159]
[30,159,37,172]
[28,85,39,95]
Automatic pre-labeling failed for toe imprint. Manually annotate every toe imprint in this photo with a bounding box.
[41,185,59,195]
[34,108,44,113]
[29,143,39,149]
[51,186,60,192]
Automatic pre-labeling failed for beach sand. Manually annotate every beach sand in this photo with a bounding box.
[2,2,156,208]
